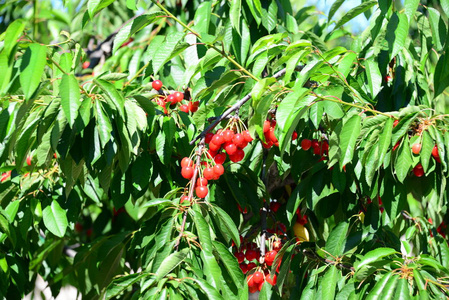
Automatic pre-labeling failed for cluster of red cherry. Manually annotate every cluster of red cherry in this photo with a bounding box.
[300,138,329,156]
[179,154,225,200]
[205,120,253,163]
[152,80,199,114]
[233,237,281,293]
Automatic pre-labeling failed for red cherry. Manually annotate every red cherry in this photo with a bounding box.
[235,252,245,263]
[263,120,271,133]
[197,178,208,187]
[269,128,277,143]
[247,275,256,288]
[26,156,32,166]
[413,166,424,177]
[152,80,163,91]
[214,164,225,177]
[180,195,190,204]
[209,142,221,152]
[247,262,257,271]
[412,143,421,155]
[262,140,273,149]
[229,149,245,163]
[252,271,264,284]
[301,139,312,150]
[313,146,322,155]
[245,249,259,261]
[265,250,277,266]
[212,134,224,145]
[181,157,193,168]
[393,119,399,127]
[75,222,83,233]
[292,131,298,141]
[173,92,184,103]
[82,61,90,69]
[432,145,439,159]
[415,163,423,169]
[208,149,217,158]
[205,132,214,144]
[265,274,277,286]
[223,130,235,142]
[232,134,245,148]
[203,167,215,180]
[180,104,189,113]
[321,141,329,153]
[243,130,253,142]
[214,153,226,164]
[189,101,199,112]
[181,166,194,179]
[270,202,281,212]
[224,142,237,155]
[311,139,319,149]
[195,186,208,198]
[167,94,176,105]
[240,263,248,274]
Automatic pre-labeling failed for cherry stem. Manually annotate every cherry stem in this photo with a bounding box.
[175,138,205,251]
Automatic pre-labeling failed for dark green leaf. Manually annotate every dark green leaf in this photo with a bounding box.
[60,74,81,127]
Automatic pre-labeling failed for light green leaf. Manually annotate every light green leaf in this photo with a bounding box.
[420,130,433,172]
[326,222,349,257]
[152,32,185,74]
[191,278,224,300]
[365,59,382,98]
[262,1,278,33]
[230,0,241,34]
[385,13,409,60]
[94,79,125,118]
[333,0,377,31]
[211,205,240,248]
[321,265,339,300]
[355,247,397,271]
[328,0,346,21]
[213,241,244,289]
[106,273,146,300]
[194,2,212,34]
[113,12,164,54]
[428,8,447,52]
[42,200,68,238]
[339,114,361,170]
[404,0,419,23]
[3,19,26,57]
[20,44,47,100]
[394,138,412,183]
[88,0,114,18]
[60,74,81,127]
[155,248,189,280]
[366,272,394,300]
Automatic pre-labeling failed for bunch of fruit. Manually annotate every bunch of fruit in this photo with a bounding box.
[179,152,225,199]
[262,119,279,148]
[300,138,329,156]
[151,80,199,114]
[205,119,253,164]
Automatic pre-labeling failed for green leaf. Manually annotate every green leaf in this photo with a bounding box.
[191,278,224,300]
[419,130,433,172]
[88,0,114,18]
[394,138,412,183]
[441,0,449,17]
[393,278,410,299]
[404,0,420,23]
[106,273,146,300]
[355,247,397,271]
[230,0,241,34]
[60,74,81,127]
[434,51,449,98]
[428,8,447,52]
[194,2,212,34]
[155,248,189,280]
[3,19,26,57]
[385,13,409,61]
[213,241,244,289]
[262,1,278,33]
[112,12,164,54]
[333,0,377,31]
[338,114,361,170]
[211,205,240,248]
[42,200,68,238]
[326,222,349,257]
[328,0,346,21]
[251,78,275,102]
[94,79,125,118]
[20,44,47,100]
[365,59,382,98]
[366,272,394,300]
[152,32,185,74]
[321,265,339,300]
[381,274,400,298]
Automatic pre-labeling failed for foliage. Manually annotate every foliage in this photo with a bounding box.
[1,0,449,299]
